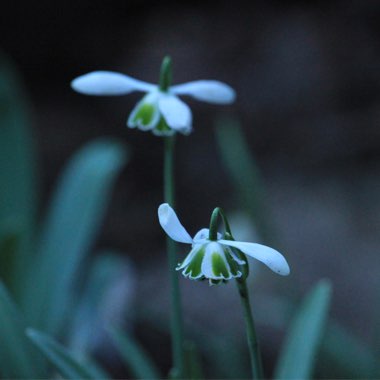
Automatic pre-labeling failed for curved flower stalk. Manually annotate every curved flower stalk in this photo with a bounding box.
[71,63,235,136]
[158,203,290,285]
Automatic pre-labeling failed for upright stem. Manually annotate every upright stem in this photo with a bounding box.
[164,135,184,378]
[236,278,264,379]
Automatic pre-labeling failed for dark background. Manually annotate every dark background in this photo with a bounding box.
[1,0,379,377]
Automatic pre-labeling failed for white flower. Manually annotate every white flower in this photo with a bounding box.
[71,71,235,136]
[158,203,290,284]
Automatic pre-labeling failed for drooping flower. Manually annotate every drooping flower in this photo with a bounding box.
[71,63,235,136]
[158,203,290,285]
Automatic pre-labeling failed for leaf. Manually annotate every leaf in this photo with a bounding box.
[321,320,377,378]
[0,231,19,287]
[274,280,332,379]
[215,118,275,244]
[21,139,128,335]
[69,252,136,354]
[183,341,204,380]
[0,282,46,378]
[0,53,37,297]
[26,328,107,379]
[109,326,161,379]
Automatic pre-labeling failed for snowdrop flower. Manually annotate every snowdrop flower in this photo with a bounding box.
[158,204,290,285]
[71,58,235,136]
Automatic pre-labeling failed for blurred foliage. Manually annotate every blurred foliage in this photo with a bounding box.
[0,53,128,378]
[216,118,379,380]
[0,51,378,379]
[274,280,332,379]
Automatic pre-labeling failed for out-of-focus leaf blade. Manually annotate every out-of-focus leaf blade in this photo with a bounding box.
[109,326,161,380]
[215,118,274,244]
[22,139,127,335]
[321,320,377,378]
[26,328,107,379]
[274,280,332,379]
[0,53,37,297]
[0,282,46,378]
[0,231,19,287]
[184,341,204,380]
[69,252,136,354]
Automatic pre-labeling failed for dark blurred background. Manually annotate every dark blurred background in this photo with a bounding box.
[1,0,379,377]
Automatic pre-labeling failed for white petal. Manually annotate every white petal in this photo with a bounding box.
[71,71,156,95]
[201,243,219,279]
[158,203,193,244]
[193,228,222,244]
[193,228,209,243]
[201,242,232,280]
[158,94,192,134]
[127,92,160,130]
[171,80,236,104]
[219,240,290,276]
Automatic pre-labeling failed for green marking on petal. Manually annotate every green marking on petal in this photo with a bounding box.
[132,102,156,126]
[209,279,228,286]
[153,117,174,136]
[183,246,205,279]
[225,250,241,277]
[211,252,230,278]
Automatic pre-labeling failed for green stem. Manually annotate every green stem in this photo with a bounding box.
[236,278,264,379]
[164,135,184,378]
[208,207,233,241]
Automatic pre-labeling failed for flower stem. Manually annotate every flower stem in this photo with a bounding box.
[208,207,233,241]
[236,277,264,379]
[164,135,184,378]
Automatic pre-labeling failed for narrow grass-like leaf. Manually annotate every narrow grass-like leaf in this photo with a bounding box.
[109,326,161,379]
[0,53,37,297]
[0,231,19,287]
[0,282,46,378]
[69,252,136,353]
[215,118,274,244]
[26,328,107,379]
[183,341,204,380]
[274,279,332,379]
[320,320,377,378]
[22,139,127,335]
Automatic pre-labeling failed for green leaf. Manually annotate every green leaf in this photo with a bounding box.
[69,252,135,354]
[26,328,107,379]
[0,282,46,378]
[0,53,37,297]
[215,118,275,244]
[274,279,332,379]
[183,341,204,380]
[321,320,377,378]
[0,231,19,287]
[21,139,128,335]
[109,326,161,379]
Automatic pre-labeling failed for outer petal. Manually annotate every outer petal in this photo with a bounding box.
[71,71,156,95]
[193,228,222,244]
[219,240,290,276]
[171,80,236,104]
[158,203,193,244]
[158,94,192,134]
[127,92,160,130]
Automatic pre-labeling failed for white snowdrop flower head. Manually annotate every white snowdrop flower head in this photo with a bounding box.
[158,203,290,285]
[71,56,236,136]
